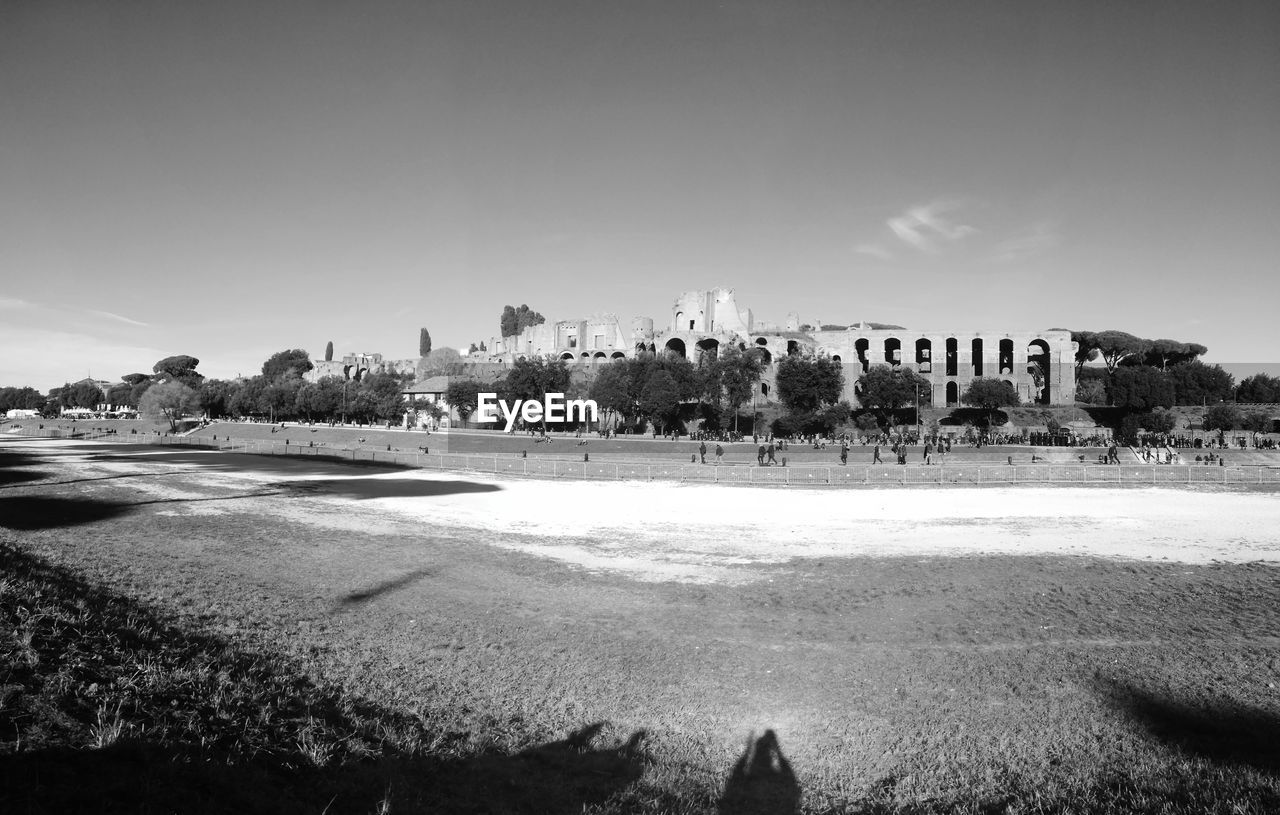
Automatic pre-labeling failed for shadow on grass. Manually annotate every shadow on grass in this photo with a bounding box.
[719,730,800,815]
[0,491,285,530]
[280,477,501,500]
[0,495,138,529]
[1095,676,1280,774]
[336,568,434,609]
[0,447,50,487]
[0,542,643,814]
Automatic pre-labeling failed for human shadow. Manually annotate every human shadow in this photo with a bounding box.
[1094,676,1280,774]
[0,542,646,814]
[719,729,801,815]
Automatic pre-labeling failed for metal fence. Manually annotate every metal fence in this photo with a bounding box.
[12,427,1280,486]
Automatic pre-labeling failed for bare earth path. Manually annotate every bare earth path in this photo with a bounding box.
[4,438,1280,812]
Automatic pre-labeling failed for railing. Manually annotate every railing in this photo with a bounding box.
[10,427,1280,486]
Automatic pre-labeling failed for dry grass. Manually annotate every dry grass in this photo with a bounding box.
[3,439,1280,813]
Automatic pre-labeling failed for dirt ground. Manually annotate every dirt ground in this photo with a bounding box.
[4,438,1280,812]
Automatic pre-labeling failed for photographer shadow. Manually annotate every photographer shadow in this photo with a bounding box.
[719,729,801,815]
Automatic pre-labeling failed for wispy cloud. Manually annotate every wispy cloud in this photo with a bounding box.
[0,296,36,310]
[987,222,1059,263]
[854,242,894,261]
[86,309,150,327]
[887,201,977,252]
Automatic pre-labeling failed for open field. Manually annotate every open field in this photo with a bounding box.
[3,438,1280,813]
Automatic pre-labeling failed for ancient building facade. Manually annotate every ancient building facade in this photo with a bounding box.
[305,352,417,383]
[484,288,1077,407]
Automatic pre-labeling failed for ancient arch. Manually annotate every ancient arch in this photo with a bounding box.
[946,380,959,406]
[560,352,575,361]
[786,340,800,356]
[915,338,932,371]
[832,354,842,363]
[665,338,686,358]
[695,338,719,363]
[999,339,1014,375]
[884,337,901,366]
[855,338,870,373]
[593,352,607,363]
[611,351,626,360]
[945,338,958,377]
[1027,339,1051,404]
[755,347,773,365]
[971,338,984,376]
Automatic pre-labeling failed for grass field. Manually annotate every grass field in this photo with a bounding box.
[2,438,1280,813]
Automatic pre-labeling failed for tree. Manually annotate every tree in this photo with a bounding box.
[261,349,313,381]
[774,354,844,415]
[228,376,267,418]
[711,345,763,430]
[500,304,546,338]
[324,341,334,362]
[504,358,571,406]
[444,379,482,428]
[263,373,305,421]
[856,365,929,417]
[1202,403,1241,432]
[199,379,239,419]
[1069,331,1100,373]
[139,381,199,432]
[1138,339,1207,371]
[354,372,408,424]
[66,380,104,409]
[960,378,1020,426]
[468,342,479,354]
[421,347,463,375]
[1075,367,1108,405]
[639,370,683,435]
[855,413,881,433]
[419,328,432,357]
[0,386,44,413]
[1237,374,1280,404]
[153,355,204,387]
[295,377,343,421]
[1167,360,1233,406]
[121,372,151,386]
[1093,331,1149,373]
[1107,366,1175,411]
[106,382,135,408]
[1145,409,1179,434]
[589,361,634,429]
[1242,412,1272,433]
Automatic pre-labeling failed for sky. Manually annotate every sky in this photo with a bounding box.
[2,0,1278,390]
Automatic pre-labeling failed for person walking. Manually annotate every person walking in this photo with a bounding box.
[766,442,776,465]
[757,444,766,466]
[699,440,707,464]
[840,437,850,465]
[715,443,724,465]
[872,444,883,464]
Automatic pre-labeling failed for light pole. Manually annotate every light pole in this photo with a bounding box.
[915,382,921,439]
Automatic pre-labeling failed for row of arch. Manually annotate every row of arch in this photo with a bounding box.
[557,351,629,363]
